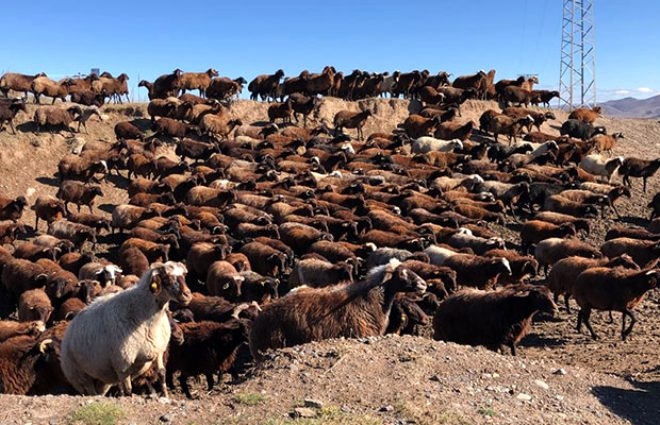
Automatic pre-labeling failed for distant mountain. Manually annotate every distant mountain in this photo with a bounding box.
[599,94,660,119]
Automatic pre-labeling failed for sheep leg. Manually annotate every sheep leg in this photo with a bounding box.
[622,309,636,340]
[564,294,572,313]
[179,375,193,399]
[577,308,598,340]
[509,342,517,356]
[642,177,648,193]
[9,121,16,135]
[205,373,215,391]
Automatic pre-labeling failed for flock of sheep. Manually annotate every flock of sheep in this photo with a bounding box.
[0,65,658,399]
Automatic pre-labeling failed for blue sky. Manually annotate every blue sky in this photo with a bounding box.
[2,0,658,102]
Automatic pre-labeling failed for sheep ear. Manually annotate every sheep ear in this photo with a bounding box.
[150,274,162,294]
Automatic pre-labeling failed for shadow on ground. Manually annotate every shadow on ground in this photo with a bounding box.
[592,379,660,425]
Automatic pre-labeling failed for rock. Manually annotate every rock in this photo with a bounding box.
[290,408,317,419]
[534,379,550,390]
[304,399,324,409]
[159,415,171,422]
[516,393,532,401]
[379,405,394,412]
[554,368,567,376]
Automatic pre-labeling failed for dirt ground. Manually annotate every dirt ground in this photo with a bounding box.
[0,98,658,425]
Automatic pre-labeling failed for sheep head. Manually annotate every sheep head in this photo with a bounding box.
[148,261,192,306]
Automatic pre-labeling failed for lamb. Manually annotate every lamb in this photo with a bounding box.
[519,220,577,253]
[532,211,590,234]
[0,99,27,134]
[411,137,462,154]
[579,154,624,183]
[180,68,219,97]
[568,106,602,123]
[205,260,243,300]
[534,237,602,275]
[617,157,660,193]
[573,268,658,340]
[0,320,45,342]
[166,318,250,398]
[441,254,511,290]
[248,259,426,361]
[60,261,192,396]
[56,181,104,213]
[74,106,103,133]
[560,119,606,141]
[286,256,353,292]
[547,254,640,312]
[432,284,557,355]
[600,238,660,269]
[267,100,294,124]
[33,105,81,133]
[333,109,373,141]
[18,289,53,324]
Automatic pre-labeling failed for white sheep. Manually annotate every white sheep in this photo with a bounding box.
[424,244,459,266]
[579,154,624,183]
[412,136,463,154]
[60,261,192,397]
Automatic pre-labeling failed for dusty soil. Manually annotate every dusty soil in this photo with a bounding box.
[0,98,658,425]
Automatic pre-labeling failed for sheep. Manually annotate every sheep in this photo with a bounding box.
[482,249,538,286]
[649,192,660,220]
[578,182,631,218]
[0,71,47,99]
[432,284,557,355]
[180,68,219,97]
[600,238,660,269]
[175,138,219,162]
[47,219,97,250]
[441,254,511,290]
[568,106,602,123]
[534,237,602,275]
[199,115,242,141]
[78,263,123,288]
[0,99,27,134]
[165,319,250,399]
[279,222,333,256]
[1,258,50,297]
[31,76,70,104]
[286,256,353,292]
[434,120,475,141]
[573,268,658,340]
[529,89,560,107]
[120,238,170,263]
[56,181,104,214]
[519,220,577,253]
[443,230,506,255]
[411,136,462,154]
[114,121,145,140]
[288,92,318,127]
[33,105,81,133]
[617,157,660,193]
[74,106,103,133]
[0,220,27,244]
[31,195,66,230]
[248,259,426,361]
[206,260,243,300]
[248,69,285,101]
[117,246,150,277]
[547,254,640,312]
[591,132,624,156]
[60,261,192,396]
[398,114,440,139]
[267,100,294,124]
[452,70,487,98]
[152,117,190,139]
[487,114,534,144]
[543,194,599,218]
[532,211,590,234]
[0,195,28,222]
[502,107,556,132]
[579,154,624,183]
[333,109,372,141]
[605,226,660,242]
[0,320,45,342]
[12,241,60,262]
[57,154,108,183]
[18,289,53,324]
[185,242,229,280]
[111,204,159,232]
[149,69,184,99]
[560,119,606,141]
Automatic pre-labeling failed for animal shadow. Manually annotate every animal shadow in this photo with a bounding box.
[97,203,116,214]
[36,176,60,188]
[592,379,660,425]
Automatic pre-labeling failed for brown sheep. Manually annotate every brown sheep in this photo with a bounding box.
[56,181,103,214]
[286,256,353,292]
[1,258,50,297]
[433,284,557,355]
[0,99,27,134]
[568,106,602,123]
[519,220,577,253]
[179,68,219,97]
[441,254,512,290]
[0,320,45,342]
[534,237,602,275]
[31,196,66,230]
[117,246,150,277]
[333,109,373,141]
[199,115,242,141]
[267,100,294,124]
[18,289,53,324]
[617,157,660,193]
[238,241,288,277]
[547,254,640,312]
[398,114,440,139]
[591,133,624,156]
[483,249,539,286]
[574,268,658,340]
[0,195,28,222]
[119,238,170,263]
[206,260,243,300]
[0,71,47,99]
[111,204,160,233]
[0,220,27,244]
[33,105,81,133]
[186,242,229,280]
[600,238,660,269]
[248,259,426,362]
[248,69,285,101]
[487,114,534,144]
[532,211,591,234]
[31,76,70,104]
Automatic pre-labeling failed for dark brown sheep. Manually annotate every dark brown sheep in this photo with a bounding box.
[56,181,103,214]
[248,259,426,361]
[433,284,557,355]
[18,289,53,324]
[617,157,660,193]
[0,320,45,343]
[333,109,373,141]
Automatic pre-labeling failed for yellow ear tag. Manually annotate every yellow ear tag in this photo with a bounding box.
[151,281,158,291]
